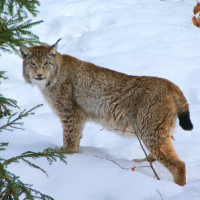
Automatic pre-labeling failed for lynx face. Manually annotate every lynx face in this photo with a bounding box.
[20,44,59,89]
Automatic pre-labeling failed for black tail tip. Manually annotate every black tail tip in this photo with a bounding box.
[178,112,193,131]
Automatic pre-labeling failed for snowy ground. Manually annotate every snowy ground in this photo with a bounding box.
[1,0,200,199]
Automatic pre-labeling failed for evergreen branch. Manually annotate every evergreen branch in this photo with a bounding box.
[0,147,69,199]
[7,8,28,25]
[0,169,55,200]
[0,104,43,132]
[22,185,54,200]
[0,0,7,15]
[0,164,19,200]
[21,158,48,176]
[0,0,40,17]
[10,19,43,31]
[2,147,69,170]
[0,94,19,118]
[0,71,8,82]
[0,17,43,56]
[0,1,43,56]
[0,47,12,54]
[0,142,9,151]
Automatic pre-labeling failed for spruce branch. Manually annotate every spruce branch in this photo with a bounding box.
[2,147,69,171]
[0,142,8,151]
[0,147,69,199]
[0,17,43,56]
[0,0,40,17]
[0,168,55,200]
[0,94,19,118]
[0,0,43,56]
[0,71,8,83]
[0,104,43,132]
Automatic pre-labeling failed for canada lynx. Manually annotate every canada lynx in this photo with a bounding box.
[20,40,193,186]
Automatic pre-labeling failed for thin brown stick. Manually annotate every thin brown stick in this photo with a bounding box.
[134,131,160,180]
[100,127,160,180]
[156,189,164,200]
[180,16,193,26]
[94,155,150,171]
[94,155,129,170]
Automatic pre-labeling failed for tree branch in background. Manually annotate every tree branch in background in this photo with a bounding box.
[0,104,43,132]
[0,0,43,56]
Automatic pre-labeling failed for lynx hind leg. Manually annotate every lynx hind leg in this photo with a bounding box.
[154,138,186,186]
[140,115,186,186]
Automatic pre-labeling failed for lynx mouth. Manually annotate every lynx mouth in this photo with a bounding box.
[34,77,46,80]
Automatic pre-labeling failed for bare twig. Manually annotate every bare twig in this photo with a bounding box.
[180,16,193,26]
[156,189,164,200]
[95,155,129,170]
[94,155,150,171]
[134,131,160,180]
[100,127,160,180]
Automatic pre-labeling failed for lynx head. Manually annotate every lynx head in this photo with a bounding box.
[20,39,61,89]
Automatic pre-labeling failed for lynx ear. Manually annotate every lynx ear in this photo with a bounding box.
[20,46,31,59]
[49,38,62,55]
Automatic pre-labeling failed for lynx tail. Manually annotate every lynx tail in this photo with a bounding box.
[178,112,193,131]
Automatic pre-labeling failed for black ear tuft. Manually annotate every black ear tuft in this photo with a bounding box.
[49,38,62,55]
[56,38,62,44]
[20,46,31,59]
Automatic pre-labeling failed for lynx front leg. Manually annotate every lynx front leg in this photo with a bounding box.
[61,109,85,153]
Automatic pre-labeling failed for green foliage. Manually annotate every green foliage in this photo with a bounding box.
[0,104,43,132]
[0,0,40,17]
[0,95,19,119]
[0,71,8,83]
[0,71,19,119]
[0,0,43,56]
[0,147,70,200]
[0,142,8,151]
[0,102,70,200]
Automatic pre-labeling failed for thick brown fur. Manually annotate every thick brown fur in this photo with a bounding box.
[20,41,193,186]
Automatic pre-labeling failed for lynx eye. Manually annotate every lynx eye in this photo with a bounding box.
[30,62,36,67]
[43,62,49,67]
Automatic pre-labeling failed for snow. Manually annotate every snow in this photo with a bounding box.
[1,0,200,199]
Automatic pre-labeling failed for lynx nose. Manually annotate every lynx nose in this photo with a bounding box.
[37,74,43,78]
